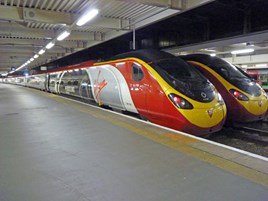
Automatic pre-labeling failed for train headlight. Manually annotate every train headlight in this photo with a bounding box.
[217,93,225,105]
[168,93,193,109]
[229,89,249,101]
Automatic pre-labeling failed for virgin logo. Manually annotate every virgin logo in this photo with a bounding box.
[94,70,108,105]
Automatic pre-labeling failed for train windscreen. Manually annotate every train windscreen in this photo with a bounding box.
[208,59,261,97]
[181,55,262,97]
[151,58,215,102]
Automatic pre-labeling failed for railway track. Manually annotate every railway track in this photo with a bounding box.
[230,122,268,144]
[209,120,268,157]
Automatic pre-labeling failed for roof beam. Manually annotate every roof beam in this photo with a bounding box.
[0,5,74,25]
[0,22,102,41]
[0,6,131,30]
[0,38,98,49]
[0,45,67,54]
[165,30,268,54]
[91,17,131,30]
[184,0,215,10]
[115,0,184,9]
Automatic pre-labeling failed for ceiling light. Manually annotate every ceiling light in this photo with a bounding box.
[255,64,267,67]
[38,49,45,55]
[231,48,254,55]
[76,9,99,26]
[46,42,55,49]
[202,49,216,52]
[30,58,34,62]
[241,65,248,68]
[34,54,39,59]
[210,53,216,56]
[57,30,71,41]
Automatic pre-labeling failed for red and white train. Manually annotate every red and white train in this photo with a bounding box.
[3,50,227,136]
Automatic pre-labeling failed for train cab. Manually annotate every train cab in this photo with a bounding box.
[181,54,268,122]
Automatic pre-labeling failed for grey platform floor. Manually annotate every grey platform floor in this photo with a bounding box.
[0,83,268,201]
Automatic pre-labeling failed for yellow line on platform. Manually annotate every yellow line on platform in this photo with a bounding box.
[51,94,268,187]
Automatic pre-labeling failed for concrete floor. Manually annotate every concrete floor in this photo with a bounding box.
[0,84,268,201]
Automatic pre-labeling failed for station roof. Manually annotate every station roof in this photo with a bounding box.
[0,0,186,74]
[0,0,268,75]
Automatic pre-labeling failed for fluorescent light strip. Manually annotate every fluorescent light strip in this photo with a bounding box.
[255,63,267,67]
[231,48,254,54]
[46,42,55,49]
[34,54,39,59]
[76,9,99,26]
[57,31,70,41]
[38,49,45,55]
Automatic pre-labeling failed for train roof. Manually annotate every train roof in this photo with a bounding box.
[180,54,229,70]
[108,49,176,63]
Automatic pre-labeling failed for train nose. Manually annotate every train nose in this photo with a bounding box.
[180,102,227,136]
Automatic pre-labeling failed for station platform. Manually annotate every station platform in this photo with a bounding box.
[0,83,268,201]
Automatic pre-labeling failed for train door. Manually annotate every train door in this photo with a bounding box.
[57,72,65,94]
[127,61,149,116]
[45,74,50,91]
[79,69,94,102]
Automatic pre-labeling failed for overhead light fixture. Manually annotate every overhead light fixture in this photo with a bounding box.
[46,42,55,49]
[57,30,71,41]
[38,49,45,55]
[231,48,254,55]
[76,9,99,26]
[210,53,216,56]
[202,49,216,52]
[256,64,267,67]
[34,54,39,59]
[30,58,34,62]
[241,65,248,68]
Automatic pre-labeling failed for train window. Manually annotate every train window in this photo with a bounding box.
[151,58,215,102]
[132,63,144,81]
[220,67,229,79]
[73,80,79,85]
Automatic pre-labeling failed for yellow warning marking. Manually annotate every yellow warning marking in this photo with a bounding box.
[49,95,268,187]
[163,132,199,144]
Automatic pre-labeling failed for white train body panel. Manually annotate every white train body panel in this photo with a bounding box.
[86,64,137,113]
[48,72,61,93]
[26,74,46,90]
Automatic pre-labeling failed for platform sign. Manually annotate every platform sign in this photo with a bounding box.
[40,66,47,71]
